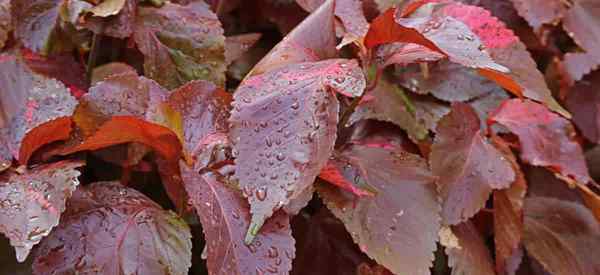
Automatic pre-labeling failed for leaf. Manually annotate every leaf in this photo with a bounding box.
[181,165,295,275]
[443,222,495,275]
[565,71,600,144]
[508,0,566,30]
[249,0,336,77]
[73,73,169,137]
[225,33,262,65]
[21,49,88,98]
[0,53,77,165]
[90,62,138,85]
[0,160,83,262]
[366,1,570,117]
[397,60,504,102]
[87,0,126,17]
[348,75,429,141]
[430,103,514,224]
[523,197,600,275]
[317,144,441,275]
[291,208,374,275]
[491,136,527,275]
[439,1,569,117]
[230,59,365,242]
[489,99,592,184]
[63,116,182,164]
[374,42,445,68]
[318,160,375,197]
[11,0,62,55]
[0,0,10,49]
[365,5,509,73]
[134,1,226,89]
[561,0,600,83]
[334,0,369,48]
[32,182,192,275]
[82,0,136,38]
[160,80,232,165]
[410,94,451,133]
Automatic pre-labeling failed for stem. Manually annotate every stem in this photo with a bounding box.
[86,33,102,82]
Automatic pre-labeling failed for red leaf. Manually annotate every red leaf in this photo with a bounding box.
[33,182,192,275]
[348,75,429,141]
[366,1,569,117]
[365,6,509,73]
[317,144,441,275]
[62,116,182,164]
[225,33,262,65]
[160,80,232,169]
[430,103,515,224]
[249,0,336,77]
[0,160,83,262]
[509,0,567,30]
[181,165,295,275]
[561,0,600,83]
[565,71,600,144]
[134,1,226,89]
[443,222,495,275]
[21,49,88,98]
[333,0,370,48]
[491,136,527,275]
[489,99,592,184]
[523,197,600,275]
[374,43,445,68]
[318,160,375,197]
[230,59,365,242]
[11,0,62,55]
[90,62,138,85]
[0,54,77,165]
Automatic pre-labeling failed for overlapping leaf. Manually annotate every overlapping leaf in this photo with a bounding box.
[430,103,514,224]
[561,0,600,83]
[134,1,226,89]
[82,0,136,38]
[11,0,62,55]
[249,0,336,76]
[33,182,192,275]
[365,0,569,117]
[181,165,295,275]
[565,71,600,144]
[523,197,600,275]
[508,0,566,30]
[0,53,77,165]
[443,222,495,275]
[491,136,527,275]
[348,75,428,141]
[489,99,591,184]
[317,144,441,275]
[0,160,83,262]
[230,59,365,242]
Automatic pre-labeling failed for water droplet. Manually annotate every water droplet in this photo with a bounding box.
[260,121,268,128]
[265,137,273,147]
[243,98,251,103]
[243,186,255,198]
[457,34,465,40]
[265,265,278,273]
[232,211,240,219]
[276,153,285,161]
[270,174,278,180]
[256,187,267,201]
[396,210,404,217]
[246,243,257,253]
[291,102,299,110]
[334,77,345,84]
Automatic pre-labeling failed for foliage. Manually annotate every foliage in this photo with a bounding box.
[1,0,600,274]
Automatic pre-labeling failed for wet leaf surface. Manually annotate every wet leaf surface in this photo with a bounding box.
[82,0,136,38]
[33,182,192,275]
[181,165,294,275]
[0,53,77,165]
[0,160,83,262]
[561,0,600,83]
[317,143,441,275]
[508,0,566,30]
[565,71,600,144]
[230,59,365,241]
[430,103,514,224]
[489,99,591,184]
[134,1,226,89]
